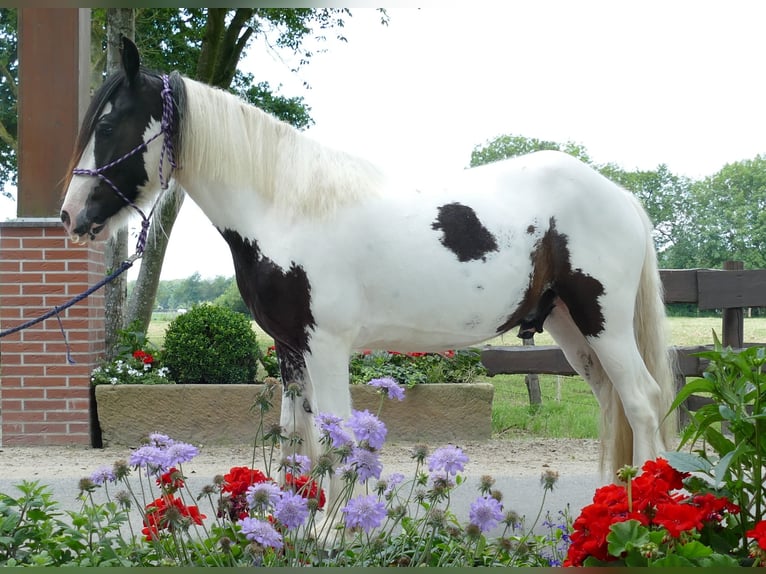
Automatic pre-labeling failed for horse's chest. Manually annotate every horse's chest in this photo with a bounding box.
[220,229,315,353]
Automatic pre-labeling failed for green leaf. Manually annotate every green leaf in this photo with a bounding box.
[607,520,649,556]
[652,554,696,566]
[675,539,713,559]
[662,451,713,474]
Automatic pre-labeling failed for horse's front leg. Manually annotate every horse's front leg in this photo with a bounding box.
[276,336,352,521]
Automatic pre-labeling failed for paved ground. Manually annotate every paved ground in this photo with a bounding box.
[0,438,604,539]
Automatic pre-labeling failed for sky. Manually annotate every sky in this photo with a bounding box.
[3,2,766,280]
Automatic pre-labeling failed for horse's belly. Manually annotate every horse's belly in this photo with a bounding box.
[349,270,527,351]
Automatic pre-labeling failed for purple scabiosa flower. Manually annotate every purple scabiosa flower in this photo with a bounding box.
[384,472,406,497]
[341,446,383,484]
[165,442,199,466]
[367,377,405,401]
[90,465,116,485]
[283,453,312,475]
[341,494,387,533]
[238,517,283,549]
[246,482,282,513]
[428,445,469,476]
[347,409,387,450]
[148,433,173,447]
[316,412,353,448]
[129,445,168,470]
[274,490,309,530]
[469,495,505,532]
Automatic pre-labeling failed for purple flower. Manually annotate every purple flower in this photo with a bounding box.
[469,495,504,532]
[428,445,469,476]
[316,412,353,448]
[367,377,405,401]
[274,490,309,530]
[238,517,283,549]
[347,409,387,450]
[341,446,383,484]
[165,442,199,466]
[148,433,173,447]
[316,412,343,430]
[129,445,168,470]
[341,494,387,533]
[384,472,405,497]
[283,453,312,475]
[246,482,282,513]
[90,466,115,485]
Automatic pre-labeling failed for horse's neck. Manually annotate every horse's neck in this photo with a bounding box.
[175,78,384,228]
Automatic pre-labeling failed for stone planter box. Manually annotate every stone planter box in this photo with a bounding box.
[94,383,494,447]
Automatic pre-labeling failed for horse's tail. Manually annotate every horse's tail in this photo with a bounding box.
[608,195,676,472]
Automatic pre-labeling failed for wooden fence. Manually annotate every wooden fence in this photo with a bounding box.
[480,262,766,424]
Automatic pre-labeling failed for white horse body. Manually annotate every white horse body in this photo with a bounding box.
[61,49,674,513]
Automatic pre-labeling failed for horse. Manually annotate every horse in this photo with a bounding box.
[61,38,675,498]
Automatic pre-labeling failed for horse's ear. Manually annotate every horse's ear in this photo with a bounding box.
[119,36,140,86]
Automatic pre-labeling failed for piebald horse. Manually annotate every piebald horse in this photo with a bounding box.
[61,39,675,501]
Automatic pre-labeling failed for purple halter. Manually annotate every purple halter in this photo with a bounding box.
[72,74,177,254]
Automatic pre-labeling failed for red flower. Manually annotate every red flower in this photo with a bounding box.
[653,502,704,538]
[132,349,154,364]
[564,457,738,567]
[141,495,206,541]
[285,473,326,509]
[222,466,268,497]
[747,520,766,550]
[156,467,184,492]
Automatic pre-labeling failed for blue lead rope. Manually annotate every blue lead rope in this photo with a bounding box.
[0,256,139,363]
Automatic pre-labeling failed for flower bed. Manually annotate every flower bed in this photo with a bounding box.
[94,381,494,446]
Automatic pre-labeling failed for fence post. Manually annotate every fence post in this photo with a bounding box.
[523,337,542,405]
[721,260,744,348]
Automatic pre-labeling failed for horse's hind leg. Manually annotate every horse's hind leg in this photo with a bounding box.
[543,301,631,476]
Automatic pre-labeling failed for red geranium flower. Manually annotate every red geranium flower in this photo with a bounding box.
[141,495,206,541]
[653,502,704,538]
[133,349,154,364]
[747,520,766,550]
[156,467,184,492]
[285,473,326,509]
[222,466,268,497]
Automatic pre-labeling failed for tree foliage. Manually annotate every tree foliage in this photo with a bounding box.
[0,9,16,197]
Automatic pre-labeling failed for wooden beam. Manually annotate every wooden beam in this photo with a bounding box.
[659,269,700,303]
[698,268,766,310]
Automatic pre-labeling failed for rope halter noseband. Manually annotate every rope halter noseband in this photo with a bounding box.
[72,74,177,255]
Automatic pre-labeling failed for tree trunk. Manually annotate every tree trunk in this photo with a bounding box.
[103,9,134,359]
[126,183,185,329]
[124,12,254,333]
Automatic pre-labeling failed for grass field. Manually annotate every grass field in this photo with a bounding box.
[147,314,766,440]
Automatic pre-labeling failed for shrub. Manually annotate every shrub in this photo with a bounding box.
[349,348,486,386]
[162,304,260,384]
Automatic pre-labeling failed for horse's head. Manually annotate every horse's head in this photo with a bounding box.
[60,37,178,243]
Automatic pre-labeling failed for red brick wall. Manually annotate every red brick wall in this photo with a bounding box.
[0,219,105,446]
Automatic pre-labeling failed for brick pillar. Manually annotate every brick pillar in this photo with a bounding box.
[0,220,105,445]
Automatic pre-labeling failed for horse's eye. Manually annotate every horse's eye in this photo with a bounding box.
[96,123,113,137]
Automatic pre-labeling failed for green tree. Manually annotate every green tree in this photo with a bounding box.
[469,133,592,168]
[214,279,250,315]
[0,9,16,197]
[668,156,766,269]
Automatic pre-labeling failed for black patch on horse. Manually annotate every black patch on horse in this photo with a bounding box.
[220,229,316,359]
[431,202,499,262]
[497,218,605,338]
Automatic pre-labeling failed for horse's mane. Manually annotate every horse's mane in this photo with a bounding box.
[178,77,386,217]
